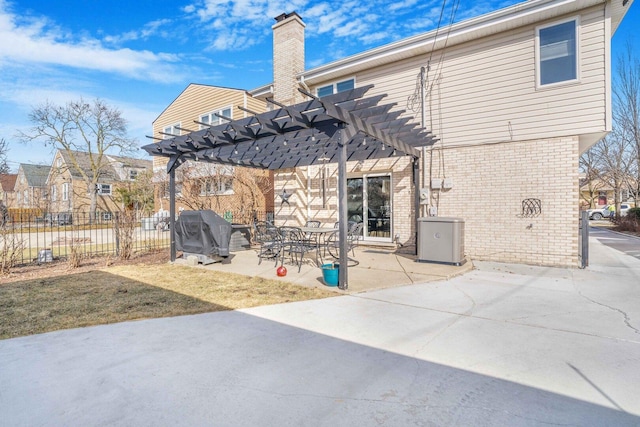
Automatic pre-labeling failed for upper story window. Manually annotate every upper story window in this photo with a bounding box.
[96,183,111,196]
[163,124,181,139]
[200,107,232,129]
[317,78,355,97]
[62,183,69,201]
[129,169,138,180]
[51,185,57,202]
[536,18,579,87]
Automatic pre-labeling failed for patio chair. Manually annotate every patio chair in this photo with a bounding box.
[253,221,283,266]
[305,220,321,228]
[325,222,363,266]
[279,226,317,272]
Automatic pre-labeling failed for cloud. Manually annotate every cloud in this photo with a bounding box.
[180,0,523,52]
[0,1,183,83]
[102,19,173,45]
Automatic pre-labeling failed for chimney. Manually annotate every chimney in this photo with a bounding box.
[272,12,305,105]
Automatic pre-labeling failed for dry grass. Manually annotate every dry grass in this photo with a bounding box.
[0,253,337,340]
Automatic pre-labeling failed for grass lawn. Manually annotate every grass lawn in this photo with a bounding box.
[0,254,337,340]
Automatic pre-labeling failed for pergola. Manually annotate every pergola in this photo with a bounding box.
[142,84,437,289]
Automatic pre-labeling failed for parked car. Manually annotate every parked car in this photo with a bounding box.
[586,204,631,220]
[45,213,73,226]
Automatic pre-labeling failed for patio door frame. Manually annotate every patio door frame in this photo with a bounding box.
[347,172,393,243]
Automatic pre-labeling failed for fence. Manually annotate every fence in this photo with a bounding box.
[2,210,272,266]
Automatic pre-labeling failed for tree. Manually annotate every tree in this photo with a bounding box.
[0,138,10,174]
[19,98,136,222]
[579,147,605,208]
[589,133,634,215]
[613,41,640,206]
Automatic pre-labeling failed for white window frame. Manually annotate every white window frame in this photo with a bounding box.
[163,123,181,139]
[316,77,356,97]
[97,183,112,196]
[535,17,580,89]
[51,185,57,202]
[62,182,69,201]
[199,106,233,129]
[199,176,234,196]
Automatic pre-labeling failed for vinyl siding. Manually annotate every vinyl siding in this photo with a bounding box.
[321,5,607,149]
[152,85,268,170]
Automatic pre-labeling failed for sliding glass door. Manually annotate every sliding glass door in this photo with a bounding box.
[347,174,392,242]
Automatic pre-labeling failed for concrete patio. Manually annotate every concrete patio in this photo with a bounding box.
[174,244,473,293]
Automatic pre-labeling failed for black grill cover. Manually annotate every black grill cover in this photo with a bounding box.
[175,210,232,257]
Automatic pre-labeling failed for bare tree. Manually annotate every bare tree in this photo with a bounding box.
[613,41,640,205]
[0,138,10,174]
[579,148,606,208]
[590,132,634,215]
[19,98,136,221]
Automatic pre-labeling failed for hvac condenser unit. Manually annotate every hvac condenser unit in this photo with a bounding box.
[417,217,465,265]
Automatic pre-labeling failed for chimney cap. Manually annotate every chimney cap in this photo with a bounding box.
[274,11,302,22]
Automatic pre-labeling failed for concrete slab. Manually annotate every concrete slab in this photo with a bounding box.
[178,244,472,293]
[1,229,639,425]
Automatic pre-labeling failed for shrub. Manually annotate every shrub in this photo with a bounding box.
[627,207,640,221]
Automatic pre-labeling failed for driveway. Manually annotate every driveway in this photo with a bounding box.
[1,228,639,426]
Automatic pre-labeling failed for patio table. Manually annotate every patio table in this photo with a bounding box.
[299,226,336,264]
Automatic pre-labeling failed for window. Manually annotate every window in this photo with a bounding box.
[163,124,181,139]
[24,190,29,206]
[129,169,138,180]
[199,107,233,129]
[56,158,62,168]
[317,78,355,97]
[199,176,234,196]
[537,18,578,87]
[51,185,57,202]
[160,181,182,198]
[96,183,111,195]
[62,183,69,201]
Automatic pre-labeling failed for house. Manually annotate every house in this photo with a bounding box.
[0,173,17,208]
[152,84,274,223]
[47,149,152,220]
[244,0,634,267]
[579,175,637,208]
[14,164,50,210]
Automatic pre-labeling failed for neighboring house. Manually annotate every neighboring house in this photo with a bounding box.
[14,164,50,210]
[0,173,17,208]
[47,149,152,220]
[245,0,633,267]
[152,84,274,222]
[579,176,637,208]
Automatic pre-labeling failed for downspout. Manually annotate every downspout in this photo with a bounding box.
[420,66,429,218]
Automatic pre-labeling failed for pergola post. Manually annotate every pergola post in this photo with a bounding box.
[337,124,348,290]
[169,168,176,262]
[413,157,420,256]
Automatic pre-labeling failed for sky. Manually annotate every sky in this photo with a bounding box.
[1,0,638,173]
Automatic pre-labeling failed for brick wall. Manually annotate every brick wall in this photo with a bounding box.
[273,156,416,242]
[274,136,580,267]
[427,136,580,267]
[273,15,305,105]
